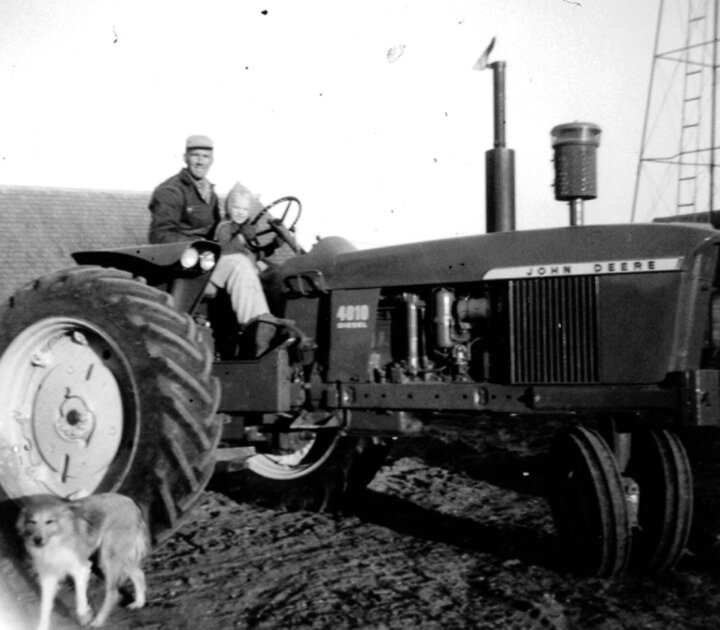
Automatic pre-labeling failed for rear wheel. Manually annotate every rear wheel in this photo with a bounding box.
[0,266,222,544]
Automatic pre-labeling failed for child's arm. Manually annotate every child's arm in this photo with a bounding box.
[213,221,233,246]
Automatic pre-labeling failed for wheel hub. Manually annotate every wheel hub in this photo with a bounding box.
[29,335,123,485]
[56,394,96,443]
[0,319,125,497]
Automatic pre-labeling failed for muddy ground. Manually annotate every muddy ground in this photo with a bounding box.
[3,414,720,630]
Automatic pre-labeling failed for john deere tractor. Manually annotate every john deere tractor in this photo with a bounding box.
[3,57,720,580]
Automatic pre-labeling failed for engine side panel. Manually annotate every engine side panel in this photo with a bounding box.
[598,274,680,382]
[326,289,381,382]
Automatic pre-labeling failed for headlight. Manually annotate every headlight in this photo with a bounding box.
[180,247,200,269]
[199,250,216,271]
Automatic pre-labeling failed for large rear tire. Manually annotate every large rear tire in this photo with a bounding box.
[0,266,222,544]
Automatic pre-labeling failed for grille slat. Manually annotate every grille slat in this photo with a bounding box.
[510,276,599,384]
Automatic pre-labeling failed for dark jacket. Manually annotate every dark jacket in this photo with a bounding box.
[214,220,280,261]
[148,169,220,243]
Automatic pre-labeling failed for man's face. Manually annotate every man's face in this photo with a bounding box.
[184,149,214,180]
[227,193,252,224]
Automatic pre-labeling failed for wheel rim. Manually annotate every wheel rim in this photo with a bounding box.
[0,317,135,499]
[246,430,341,480]
[627,429,693,572]
[548,426,631,577]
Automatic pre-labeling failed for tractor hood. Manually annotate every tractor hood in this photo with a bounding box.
[281,223,720,290]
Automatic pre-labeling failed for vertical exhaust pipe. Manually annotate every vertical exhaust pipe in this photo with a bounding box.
[476,38,516,233]
[485,61,516,233]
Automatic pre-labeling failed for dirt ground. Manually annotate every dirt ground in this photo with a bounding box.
[3,414,720,630]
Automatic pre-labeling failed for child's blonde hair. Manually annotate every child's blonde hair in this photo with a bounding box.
[224,182,263,220]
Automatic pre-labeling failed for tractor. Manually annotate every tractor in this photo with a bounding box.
[2,56,720,579]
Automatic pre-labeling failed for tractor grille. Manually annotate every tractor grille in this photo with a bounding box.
[510,276,599,384]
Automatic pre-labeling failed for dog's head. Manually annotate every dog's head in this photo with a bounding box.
[16,495,74,550]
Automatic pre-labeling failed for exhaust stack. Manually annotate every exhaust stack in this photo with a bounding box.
[485,61,516,233]
[551,122,601,226]
[476,39,516,233]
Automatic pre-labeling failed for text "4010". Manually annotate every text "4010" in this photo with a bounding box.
[336,304,370,329]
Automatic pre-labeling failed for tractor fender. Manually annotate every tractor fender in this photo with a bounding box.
[72,240,222,313]
[72,239,221,278]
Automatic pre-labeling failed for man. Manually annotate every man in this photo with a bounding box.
[148,135,271,325]
[149,134,219,243]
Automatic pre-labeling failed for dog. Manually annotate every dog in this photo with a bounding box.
[16,492,149,630]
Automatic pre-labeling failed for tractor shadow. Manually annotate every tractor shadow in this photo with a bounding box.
[386,412,562,496]
[349,488,560,571]
[344,414,563,571]
[212,414,568,572]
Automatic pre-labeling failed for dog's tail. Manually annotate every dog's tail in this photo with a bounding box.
[115,499,150,569]
[130,513,150,565]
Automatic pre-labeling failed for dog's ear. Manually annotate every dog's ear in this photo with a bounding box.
[15,508,27,535]
[14,498,41,534]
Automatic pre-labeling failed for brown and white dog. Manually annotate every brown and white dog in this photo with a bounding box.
[16,493,149,630]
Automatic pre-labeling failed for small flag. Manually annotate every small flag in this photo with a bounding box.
[473,37,496,71]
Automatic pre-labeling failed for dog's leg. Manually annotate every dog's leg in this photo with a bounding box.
[89,578,120,628]
[71,563,93,626]
[36,575,60,630]
[126,567,146,609]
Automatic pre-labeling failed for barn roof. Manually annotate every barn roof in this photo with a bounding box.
[0,184,293,304]
[0,185,150,302]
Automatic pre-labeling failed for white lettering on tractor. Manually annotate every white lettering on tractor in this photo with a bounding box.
[336,304,370,329]
[524,265,573,277]
[484,257,681,280]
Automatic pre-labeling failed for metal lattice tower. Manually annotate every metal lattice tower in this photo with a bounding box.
[632,0,720,223]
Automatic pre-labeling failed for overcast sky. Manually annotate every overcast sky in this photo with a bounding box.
[1,0,660,249]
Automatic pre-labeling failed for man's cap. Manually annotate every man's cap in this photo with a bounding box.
[186,135,214,151]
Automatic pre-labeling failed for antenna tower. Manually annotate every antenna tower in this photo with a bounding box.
[632,0,720,223]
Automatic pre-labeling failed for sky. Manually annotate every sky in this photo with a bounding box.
[0,0,662,250]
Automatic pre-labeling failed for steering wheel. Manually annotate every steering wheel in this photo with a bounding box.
[251,196,303,253]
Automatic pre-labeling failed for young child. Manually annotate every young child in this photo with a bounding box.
[214,182,280,267]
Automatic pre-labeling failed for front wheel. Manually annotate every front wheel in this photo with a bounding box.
[547,426,631,577]
[0,266,222,544]
[626,429,693,572]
